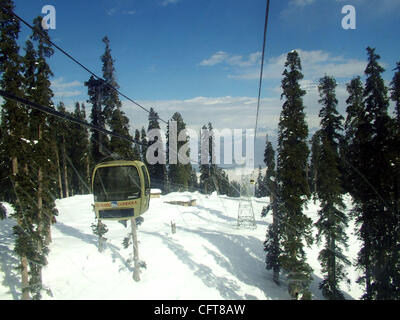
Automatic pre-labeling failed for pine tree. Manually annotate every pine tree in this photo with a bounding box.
[67,102,90,195]
[140,127,148,165]
[389,61,400,299]
[86,75,109,164]
[277,50,313,299]
[314,75,348,300]
[147,107,167,191]
[101,36,134,159]
[133,129,141,161]
[199,122,220,194]
[55,102,71,197]
[263,138,281,285]
[346,48,397,299]
[167,112,191,192]
[0,0,30,299]
[310,131,321,198]
[255,166,264,198]
[199,124,211,194]
[361,48,397,299]
[25,16,58,299]
[391,62,400,123]
[342,76,364,195]
[391,62,400,125]
[188,167,199,192]
[207,122,218,194]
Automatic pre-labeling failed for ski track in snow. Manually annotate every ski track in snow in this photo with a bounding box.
[0,192,363,300]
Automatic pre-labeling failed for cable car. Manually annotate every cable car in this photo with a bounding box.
[92,160,151,221]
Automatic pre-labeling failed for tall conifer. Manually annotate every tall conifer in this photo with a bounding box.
[147,107,167,191]
[0,0,30,299]
[277,50,313,299]
[314,75,348,300]
[263,138,281,285]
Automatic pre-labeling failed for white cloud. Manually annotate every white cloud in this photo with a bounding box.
[161,0,180,7]
[52,78,81,89]
[106,8,117,16]
[51,78,82,98]
[289,0,316,7]
[121,95,281,132]
[119,91,352,167]
[224,49,366,81]
[199,51,230,66]
[199,51,262,67]
[123,10,136,15]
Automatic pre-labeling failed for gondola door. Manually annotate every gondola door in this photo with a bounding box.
[140,164,151,213]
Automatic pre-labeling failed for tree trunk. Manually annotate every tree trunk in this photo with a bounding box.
[20,256,30,300]
[37,124,44,288]
[55,144,63,198]
[271,192,280,285]
[86,154,90,193]
[12,157,30,300]
[131,217,140,281]
[62,135,69,198]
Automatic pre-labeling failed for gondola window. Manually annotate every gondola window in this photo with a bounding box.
[93,166,141,202]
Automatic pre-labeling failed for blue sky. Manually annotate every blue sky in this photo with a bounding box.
[11,0,400,164]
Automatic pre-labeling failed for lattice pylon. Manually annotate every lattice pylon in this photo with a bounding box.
[237,173,257,229]
[237,198,256,229]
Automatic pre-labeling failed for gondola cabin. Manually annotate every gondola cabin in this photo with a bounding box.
[92,160,150,221]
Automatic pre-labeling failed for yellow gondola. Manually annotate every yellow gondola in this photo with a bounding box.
[91,160,151,221]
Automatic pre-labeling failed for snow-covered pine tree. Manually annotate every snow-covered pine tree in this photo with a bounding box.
[263,138,281,285]
[19,16,58,299]
[277,50,313,299]
[0,0,31,299]
[314,75,348,300]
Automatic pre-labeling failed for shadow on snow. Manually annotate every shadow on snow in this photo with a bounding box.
[0,218,21,300]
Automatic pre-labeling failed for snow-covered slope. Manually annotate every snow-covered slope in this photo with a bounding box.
[0,192,363,300]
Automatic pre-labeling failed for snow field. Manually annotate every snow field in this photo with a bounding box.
[0,192,363,300]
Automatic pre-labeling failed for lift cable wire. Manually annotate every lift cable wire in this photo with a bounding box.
[254,0,270,142]
[4,8,168,125]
